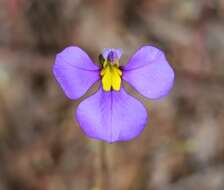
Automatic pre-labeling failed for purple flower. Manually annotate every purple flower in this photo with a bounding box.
[53,46,174,143]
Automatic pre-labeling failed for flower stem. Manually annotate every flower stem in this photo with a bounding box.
[94,141,110,190]
[99,142,110,190]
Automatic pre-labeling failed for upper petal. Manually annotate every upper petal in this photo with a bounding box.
[123,46,175,99]
[102,48,122,60]
[76,87,147,143]
[53,46,100,99]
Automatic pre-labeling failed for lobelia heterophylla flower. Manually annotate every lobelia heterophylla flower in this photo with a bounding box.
[53,46,174,143]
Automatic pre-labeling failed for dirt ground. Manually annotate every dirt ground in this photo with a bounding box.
[1,0,224,190]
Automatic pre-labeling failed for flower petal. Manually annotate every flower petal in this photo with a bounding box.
[76,87,147,143]
[123,46,175,99]
[53,46,100,99]
[102,48,122,59]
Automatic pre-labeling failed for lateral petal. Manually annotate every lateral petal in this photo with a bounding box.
[53,46,100,99]
[123,46,174,99]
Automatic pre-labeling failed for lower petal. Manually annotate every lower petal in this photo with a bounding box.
[76,87,148,143]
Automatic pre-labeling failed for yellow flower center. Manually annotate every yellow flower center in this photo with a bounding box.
[100,59,122,91]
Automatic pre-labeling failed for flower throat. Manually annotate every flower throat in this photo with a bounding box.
[100,51,122,92]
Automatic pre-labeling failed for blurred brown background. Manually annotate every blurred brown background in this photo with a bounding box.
[1,0,224,190]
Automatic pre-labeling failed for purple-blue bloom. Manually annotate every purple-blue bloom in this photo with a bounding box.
[53,45,174,143]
